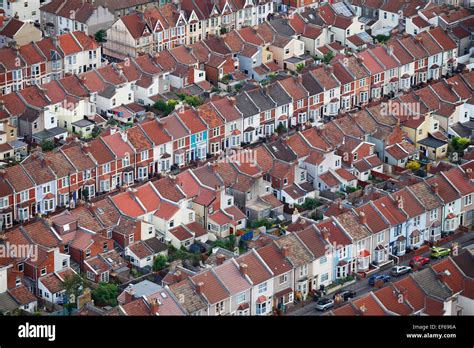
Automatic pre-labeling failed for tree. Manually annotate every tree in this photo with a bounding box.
[375,34,390,44]
[321,51,334,65]
[41,140,55,152]
[277,123,288,135]
[153,99,177,116]
[451,137,470,152]
[296,63,305,73]
[152,255,168,271]
[406,160,421,171]
[220,27,227,35]
[91,283,118,307]
[177,93,203,107]
[94,30,106,43]
[61,273,84,314]
[250,218,273,229]
[301,198,320,211]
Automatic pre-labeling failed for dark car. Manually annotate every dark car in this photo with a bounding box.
[315,298,334,311]
[368,274,391,286]
[409,256,430,268]
[333,290,356,302]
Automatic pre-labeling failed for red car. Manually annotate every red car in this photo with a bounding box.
[409,256,430,268]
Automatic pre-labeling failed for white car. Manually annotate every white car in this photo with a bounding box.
[390,265,411,277]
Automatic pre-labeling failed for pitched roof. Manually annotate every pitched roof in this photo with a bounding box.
[191,270,229,304]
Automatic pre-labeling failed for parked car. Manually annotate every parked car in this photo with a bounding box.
[315,298,334,311]
[333,290,356,302]
[390,265,411,277]
[430,247,451,259]
[368,274,391,286]
[409,256,430,268]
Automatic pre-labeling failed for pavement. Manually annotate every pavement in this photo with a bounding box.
[286,232,474,316]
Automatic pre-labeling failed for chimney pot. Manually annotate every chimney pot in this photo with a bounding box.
[432,182,439,195]
[174,270,182,283]
[195,282,204,294]
[150,298,159,315]
[281,246,289,257]
[216,254,225,266]
[124,288,135,304]
[239,263,248,276]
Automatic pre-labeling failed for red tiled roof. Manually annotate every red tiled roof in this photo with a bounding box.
[373,285,413,315]
[432,258,465,295]
[192,270,229,304]
[111,192,146,218]
[256,242,293,276]
[352,293,386,315]
[393,276,426,312]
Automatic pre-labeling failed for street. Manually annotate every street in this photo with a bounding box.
[287,232,474,316]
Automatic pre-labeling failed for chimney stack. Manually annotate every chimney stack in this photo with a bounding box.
[281,246,289,258]
[359,211,367,225]
[124,288,135,304]
[466,168,474,181]
[239,263,248,276]
[174,270,182,283]
[432,182,439,195]
[195,282,204,294]
[321,227,330,241]
[228,97,237,107]
[216,254,225,266]
[150,298,160,315]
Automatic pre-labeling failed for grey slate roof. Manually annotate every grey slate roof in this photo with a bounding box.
[411,267,453,301]
[0,292,19,312]
[302,71,324,95]
[235,92,260,117]
[266,82,292,106]
[246,89,277,112]
[418,136,447,149]
[269,18,296,37]
[265,139,297,162]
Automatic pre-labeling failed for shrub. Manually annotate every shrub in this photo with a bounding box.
[406,160,421,171]
[152,255,168,271]
[91,283,118,307]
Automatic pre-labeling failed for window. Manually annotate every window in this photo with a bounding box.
[465,194,472,206]
[297,100,303,109]
[18,263,24,272]
[129,234,134,244]
[235,292,246,304]
[430,209,438,220]
[103,163,110,173]
[299,264,308,277]
[122,156,130,167]
[216,301,225,314]
[138,166,148,180]
[377,232,384,244]
[321,273,329,283]
[256,301,267,315]
[41,267,47,276]
[85,248,91,258]
[258,282,267,293]
[279,274,288,285]
[0,197,8,209]
[320,256,327,264]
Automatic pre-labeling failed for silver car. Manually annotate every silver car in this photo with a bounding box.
[315,298,334,311]
[390,265,411,277]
